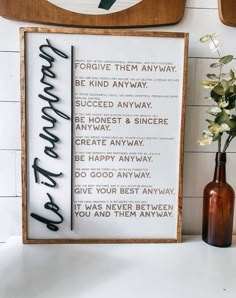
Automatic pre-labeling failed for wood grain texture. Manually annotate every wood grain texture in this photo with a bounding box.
[218,0,236,27]
[177,32,189,243]
[20,28,28,245]
[0,0,186,28]
[23,238,179,244]
[20,26,188,37]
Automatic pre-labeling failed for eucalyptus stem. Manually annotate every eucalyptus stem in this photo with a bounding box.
[218,136,222,152]
[223,135,234,153]
[210,36,221,59]
[210,36,223,80]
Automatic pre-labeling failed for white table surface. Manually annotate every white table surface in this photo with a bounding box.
[0,235,235,298]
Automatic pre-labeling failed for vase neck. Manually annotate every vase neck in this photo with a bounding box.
[213,152,226,182]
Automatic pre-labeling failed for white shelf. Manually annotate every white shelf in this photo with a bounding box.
[0,236,235,298]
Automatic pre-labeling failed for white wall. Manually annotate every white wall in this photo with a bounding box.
[0,0,236,242]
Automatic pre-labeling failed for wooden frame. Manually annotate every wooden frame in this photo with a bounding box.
[218,0,236,27]
[0,0,186,27]
[21,27,188,244]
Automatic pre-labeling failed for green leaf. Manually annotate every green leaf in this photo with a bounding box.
[233,85,236,94]
[201,80,218,87]
[221,79,229,90]
[215,110,230,124]
[227,119,236,130]
[213,84,225,95]
[200,34,211,42]
[210,62,223,68]
[221,73,231,78]
[230,69,235,79]
[210,89,222,102]
[206,74,219,80]
[206,119,215,125]
[219,55,234,64]
[225,92,236,109]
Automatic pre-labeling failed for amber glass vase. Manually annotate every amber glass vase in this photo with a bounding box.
[202,152,235,247]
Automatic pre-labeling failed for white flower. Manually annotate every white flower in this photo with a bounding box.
[207,122,230,140]
[203,130,214,137]
[197,130,214,146]
[219,123,230,132]
[209,106,222,115]
[219,100,229,108]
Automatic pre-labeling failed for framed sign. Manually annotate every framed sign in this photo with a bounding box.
[21,27,188,244]
[0,0,186,27]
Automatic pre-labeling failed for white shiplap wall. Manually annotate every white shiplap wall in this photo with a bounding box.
[0,0,236,242]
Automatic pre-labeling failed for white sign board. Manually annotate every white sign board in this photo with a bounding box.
[21,28,188,243]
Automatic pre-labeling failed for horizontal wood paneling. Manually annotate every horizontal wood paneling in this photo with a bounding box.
[0,52,20,101]
[16,151,21,197]
[186,58,196,105]
[0,17,37,52]
[182,197,203,234]
[151,8,235,58]
[0,197,21,241]
[0,151,16,197]
[186,0,217,9]
[0,7,234,56]
[0,102,20,150]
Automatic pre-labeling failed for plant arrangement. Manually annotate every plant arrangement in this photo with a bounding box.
[197,33,236,152]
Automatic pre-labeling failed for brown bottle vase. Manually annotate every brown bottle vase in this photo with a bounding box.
[202,152,235,247]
